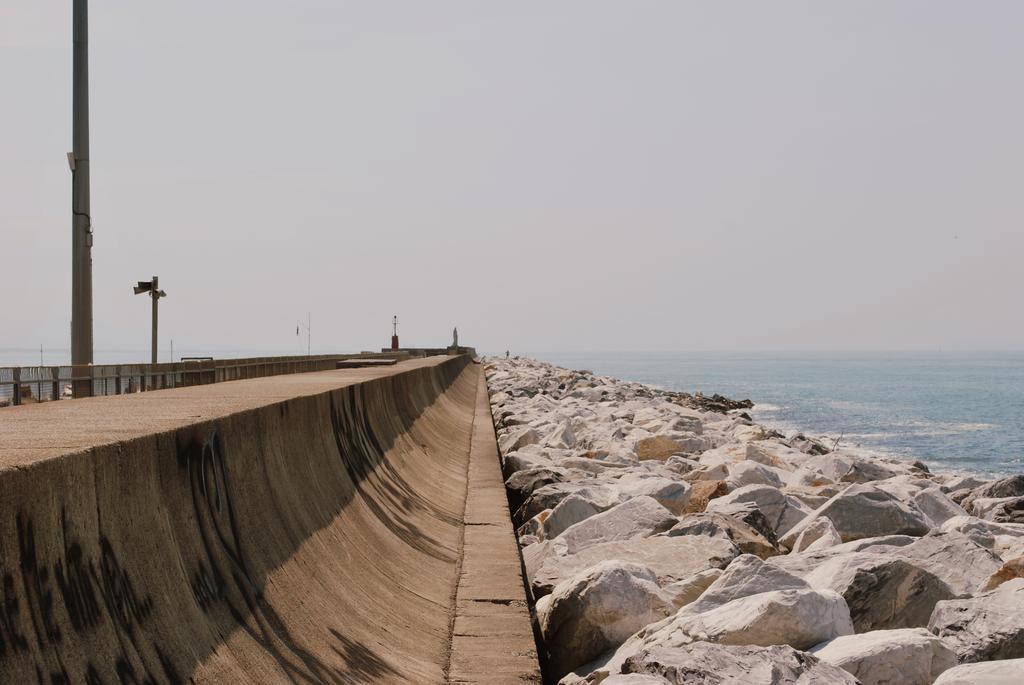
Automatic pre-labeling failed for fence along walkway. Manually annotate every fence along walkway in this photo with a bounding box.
[0,352,406,406]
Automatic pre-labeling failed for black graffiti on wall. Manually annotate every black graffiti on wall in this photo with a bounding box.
[0,507,178,684]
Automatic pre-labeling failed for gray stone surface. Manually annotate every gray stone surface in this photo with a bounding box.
[781,483,931,548]
[527,534,738,597]
[811,628,957,685]
[705,484,810,536]
[932,658,1024,685]
[538,561,674,679]
[804,553,955,631]
[928,578,1024,663]
[557,496,677,554]
[683,554,809,615]
[619,644,858,685]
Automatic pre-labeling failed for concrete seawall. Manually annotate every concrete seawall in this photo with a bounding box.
[0,356,539,683]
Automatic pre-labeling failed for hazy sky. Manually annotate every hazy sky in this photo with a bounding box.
[2,2,1022,357]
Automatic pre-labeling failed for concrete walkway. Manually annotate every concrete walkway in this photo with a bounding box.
[447,368,541,683]
[0,355,540,684]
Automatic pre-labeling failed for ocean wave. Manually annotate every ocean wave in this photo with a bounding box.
[752,402,782,412]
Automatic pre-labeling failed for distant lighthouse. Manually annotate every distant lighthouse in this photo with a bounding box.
[391,315,399,350]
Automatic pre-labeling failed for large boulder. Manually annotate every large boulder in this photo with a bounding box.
[501,450,551,479]
[928,578,1024,663]
[683,480,729,513]
[979,495,1024,524]
[498,426,540,454]
[704,500,780,548]
[635,436,686,461]
[803,553,956,631]
[939,515,1024,551]
[959,475,1024,513]
[913,486,968,526]
[602,675,671,685]
[543,490,620,539]
[791,516,842,553]
[516,483,615,525]
[979,556,1024,592]
[781,483,931,548]
[667,513,778,559]
[745,440,809,468]
[556,496,677,554]
[528,534,738,597]
[682,554,808,615]
[623,587,854,652]
[619,644,858,684]
[803,451,900,484]
[726,461,784,489]
[705,485,810,537]
[538,561,674,679]
[615,477,692,515]
[871,531,1004,596]
[810,628,957,685]
[660,568,723,610]
[505,466,566,514]
[933,658,1024,685]
[545,420,577,448]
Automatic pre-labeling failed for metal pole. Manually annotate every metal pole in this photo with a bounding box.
[151,276,158,364]
[71,0,93,366]
[308,312,311,356]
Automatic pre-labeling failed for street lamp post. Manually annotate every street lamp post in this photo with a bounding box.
[134,277,167,364]
[70,0,93,366]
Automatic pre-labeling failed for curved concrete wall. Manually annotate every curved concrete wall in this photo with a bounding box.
[0,355,514,683]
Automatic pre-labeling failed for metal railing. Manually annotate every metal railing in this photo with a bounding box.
[0,352,407,407]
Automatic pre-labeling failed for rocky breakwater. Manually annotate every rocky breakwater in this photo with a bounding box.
[484,356,1024,685]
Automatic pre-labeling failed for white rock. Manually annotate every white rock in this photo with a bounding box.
[913,485,968,526]
[706,484,810,536]
[543,492,611,540]
[802,451,901,483]
[928,578,1024,663]
[556,496,677,554]
[871,531,1004,596]
[726,460,785,489]
[940,515,1024,549]
[601,675,671,685]
[614,476,692,515]
[499,426,540,453]
[745,441,808,469]
[661,568,723,609]
[781,483,931,548]
[528,534,738,597]
[933,658,1024,685]
[684,554,809,615]
[791,516,842,553]
[545,420,577,448]
[539,561,674,678]
[624,587,854,653]
[803,552,955,631]
[618,644,858,684]
[811,628,957,685]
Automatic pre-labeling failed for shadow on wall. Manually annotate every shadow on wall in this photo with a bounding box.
[0,355,474,684]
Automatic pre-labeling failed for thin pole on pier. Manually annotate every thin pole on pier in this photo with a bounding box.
[133,277,166,364]
[151,276,159,364]
[70,0,93,366]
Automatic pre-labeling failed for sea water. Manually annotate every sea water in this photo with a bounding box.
[535,351,1024,478]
